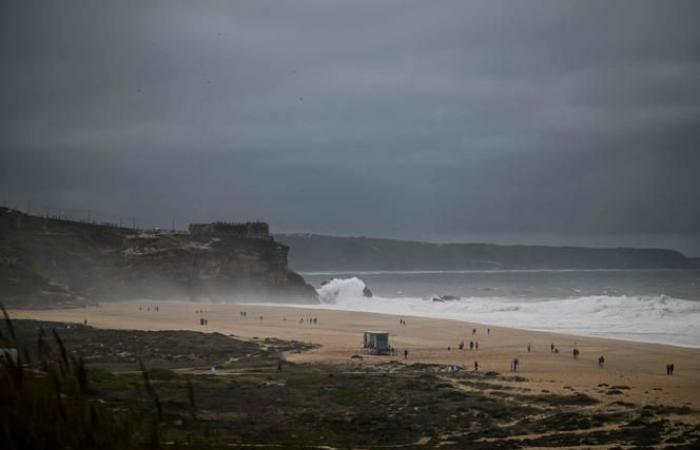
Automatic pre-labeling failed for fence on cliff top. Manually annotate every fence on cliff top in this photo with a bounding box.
[1,197,183,233]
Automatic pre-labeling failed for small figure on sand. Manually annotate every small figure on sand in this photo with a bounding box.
[527,344,531,353]
[598,356,605,368]
[666,363,674,376]
[84,319,87,325]
[447,346,451,351]
[404,349,408,360]
[550,343,555,353]
[487,328,490,335]
[459,341,464,350]
[511,358,519,372]
[472,328,477,336]
[475,341,479,350]
[469,341,474,350]
[474,361,479,371]
[313,318,317,324]
[573,348,580,360]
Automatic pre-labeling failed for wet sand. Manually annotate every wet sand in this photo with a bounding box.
[9,300,700,411]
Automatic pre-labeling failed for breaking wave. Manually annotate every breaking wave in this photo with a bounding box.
[313,277,700,348]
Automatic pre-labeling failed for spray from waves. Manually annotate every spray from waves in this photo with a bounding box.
[313,277,700,348]
[318,277,369,303]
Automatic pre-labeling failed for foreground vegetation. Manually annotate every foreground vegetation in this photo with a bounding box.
[2,314,699,449]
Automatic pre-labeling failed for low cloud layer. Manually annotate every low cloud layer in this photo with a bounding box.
[1,1,699,253]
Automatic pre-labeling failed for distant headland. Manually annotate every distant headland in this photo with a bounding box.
[278,234,699,272]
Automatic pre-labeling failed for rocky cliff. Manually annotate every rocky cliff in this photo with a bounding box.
[0,208,317,307]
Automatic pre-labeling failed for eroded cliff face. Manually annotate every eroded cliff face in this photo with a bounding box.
[0,208,317,307]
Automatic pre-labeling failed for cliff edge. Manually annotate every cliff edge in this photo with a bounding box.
[0,208,317,308]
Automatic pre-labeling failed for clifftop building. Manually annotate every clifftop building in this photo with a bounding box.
[188,221,270,240]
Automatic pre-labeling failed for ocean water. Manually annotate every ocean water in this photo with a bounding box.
[295,270,700,348]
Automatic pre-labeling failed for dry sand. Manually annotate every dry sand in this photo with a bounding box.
[9,300,700,411]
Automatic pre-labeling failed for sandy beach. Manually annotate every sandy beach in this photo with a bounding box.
[9,300,700,412]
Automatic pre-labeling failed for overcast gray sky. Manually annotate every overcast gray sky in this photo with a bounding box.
[2,1,700,254]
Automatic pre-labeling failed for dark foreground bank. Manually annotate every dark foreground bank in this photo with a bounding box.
[2,317,699,449]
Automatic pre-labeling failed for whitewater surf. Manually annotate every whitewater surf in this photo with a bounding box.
[302,277,700,348]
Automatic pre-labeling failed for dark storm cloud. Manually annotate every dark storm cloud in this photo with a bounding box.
[1,1,699,252]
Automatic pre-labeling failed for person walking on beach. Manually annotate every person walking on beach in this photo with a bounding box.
[404,349,408,360]
[666,363,674,375]
[511,358,519,372]
[469,341,474,350]
[550,343,555,353]
[474,361,479,371]
[573,348,580,360]
[527,344,531,353]
[598,356,605,368]
[487,328,490,335]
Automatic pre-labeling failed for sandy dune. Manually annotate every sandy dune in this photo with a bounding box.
[10,300,700,411]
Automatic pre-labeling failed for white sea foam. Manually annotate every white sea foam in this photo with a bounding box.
[310,277,700,348]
